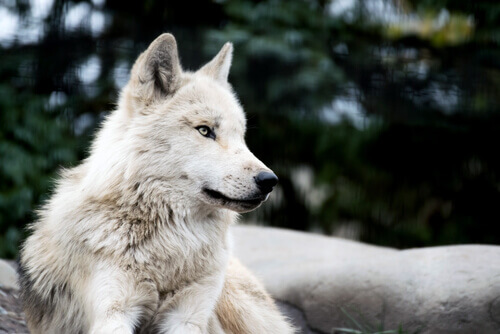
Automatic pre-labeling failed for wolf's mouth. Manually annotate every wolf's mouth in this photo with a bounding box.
[202,188,265,210]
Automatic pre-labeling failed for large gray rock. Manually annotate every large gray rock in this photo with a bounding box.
[0,259,18,290]
[232,225,500,334]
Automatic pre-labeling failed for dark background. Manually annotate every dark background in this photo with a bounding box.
[1,0,500,258]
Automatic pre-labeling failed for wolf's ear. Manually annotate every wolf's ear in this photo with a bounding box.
[199,42,233,84]
[128,33,182,107]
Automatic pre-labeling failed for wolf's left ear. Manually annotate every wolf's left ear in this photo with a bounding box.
[199,42,233,84]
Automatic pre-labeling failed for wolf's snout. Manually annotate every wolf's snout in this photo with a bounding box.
[254,171,279,194]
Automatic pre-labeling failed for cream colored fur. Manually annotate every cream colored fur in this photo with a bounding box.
[19,34,295,334]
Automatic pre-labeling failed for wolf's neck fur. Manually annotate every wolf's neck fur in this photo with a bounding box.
[48,109,235,261]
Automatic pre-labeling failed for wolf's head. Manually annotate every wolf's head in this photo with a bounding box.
[104,34,277,214]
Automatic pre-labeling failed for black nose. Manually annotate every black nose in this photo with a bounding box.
[254,172,279,194]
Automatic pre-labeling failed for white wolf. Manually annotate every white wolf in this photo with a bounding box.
[19,33,295,334]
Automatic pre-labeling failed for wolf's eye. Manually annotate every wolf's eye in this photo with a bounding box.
[196,126,216,140]
[198,126,209,136]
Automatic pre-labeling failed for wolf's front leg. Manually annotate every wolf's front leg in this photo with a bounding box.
[158,271,226,334]
[85,264,157,334]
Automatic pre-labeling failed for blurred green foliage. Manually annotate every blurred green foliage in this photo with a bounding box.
[0,58,76,257]
[1,0,500,258]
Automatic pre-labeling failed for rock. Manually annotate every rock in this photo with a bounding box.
[0,260,27,333]
[232,225,500,334]
[0,286,28,334]
[0,260,18,290]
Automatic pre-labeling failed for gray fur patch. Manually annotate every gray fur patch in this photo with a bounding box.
[18,261,76,332]
[18,261,55,327]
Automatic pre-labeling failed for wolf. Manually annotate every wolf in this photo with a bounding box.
[18,33,295,334]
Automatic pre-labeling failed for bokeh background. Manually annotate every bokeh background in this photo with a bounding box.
[1,0,500,258]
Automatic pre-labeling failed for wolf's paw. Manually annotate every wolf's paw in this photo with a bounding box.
[89,323,133,334]
[168,322,203,334]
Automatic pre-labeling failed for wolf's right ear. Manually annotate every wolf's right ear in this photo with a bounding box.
[199,42,233,85]
[126,33,182,111]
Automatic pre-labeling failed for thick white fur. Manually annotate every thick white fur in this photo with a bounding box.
[19,33,295,334]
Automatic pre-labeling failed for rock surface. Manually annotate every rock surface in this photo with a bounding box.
[232,225,500,334]
[0,260,28,334]
[1,226,499,334]
[0,260,18,290]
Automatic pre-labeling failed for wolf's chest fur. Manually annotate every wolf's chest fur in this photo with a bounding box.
[122,221,229,295]
[80,182,231,294]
